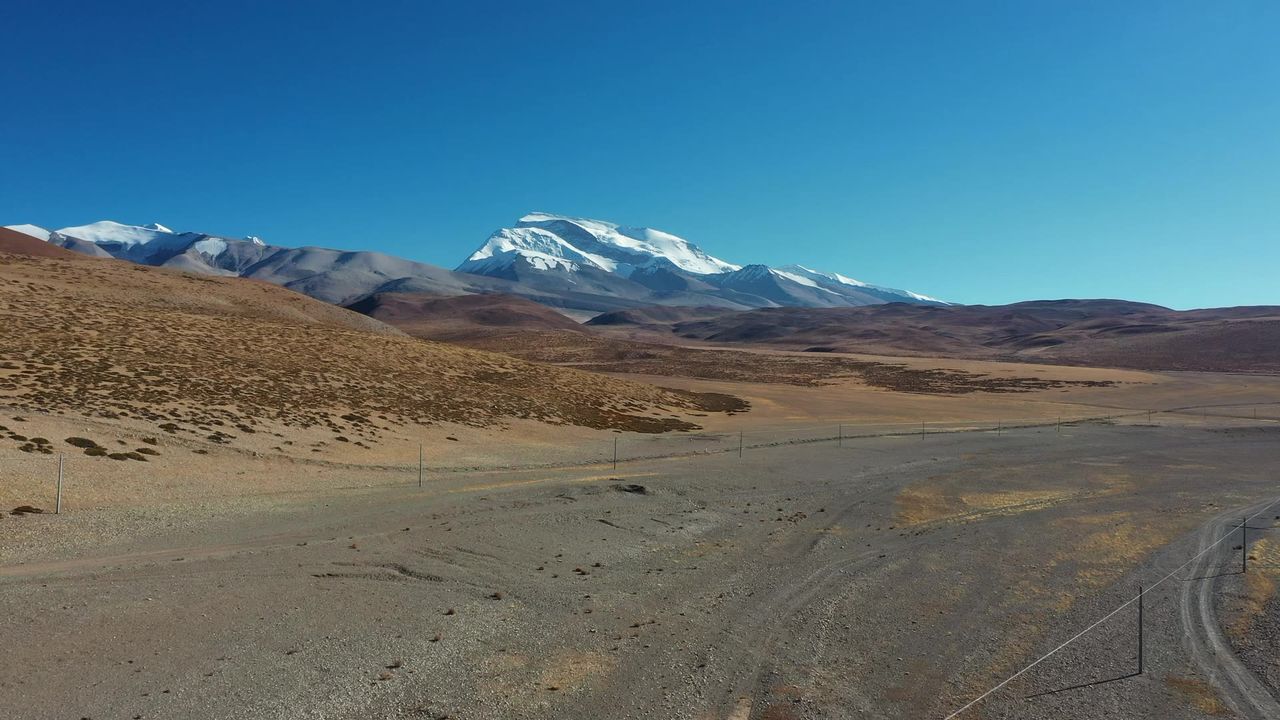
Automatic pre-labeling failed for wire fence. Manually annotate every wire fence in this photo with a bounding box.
[942,497,1280,718]
[3,403,1271,512]
[393,408,1155,478]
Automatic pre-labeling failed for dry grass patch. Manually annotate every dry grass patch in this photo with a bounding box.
[536,650,615,692]
[1225,538,1280,641]
[1165,675,1229,715]
[1052,511,1178,588]
[896,484,1078,526]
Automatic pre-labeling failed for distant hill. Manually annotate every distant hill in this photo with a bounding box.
[618,299,1280,372]
[346,292,586,341]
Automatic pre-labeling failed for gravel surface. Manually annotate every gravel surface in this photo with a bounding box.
[2,424,1278,719]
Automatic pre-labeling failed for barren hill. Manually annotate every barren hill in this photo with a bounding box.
[347,292,585,341]
[657,300,1280,372]
[0,252,746,461]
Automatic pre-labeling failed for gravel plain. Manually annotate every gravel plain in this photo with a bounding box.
[3,421,1279,719]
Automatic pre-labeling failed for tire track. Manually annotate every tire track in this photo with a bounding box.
[1178,502,1280,719]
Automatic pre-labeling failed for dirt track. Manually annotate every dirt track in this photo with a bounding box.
[3,421,1278,719]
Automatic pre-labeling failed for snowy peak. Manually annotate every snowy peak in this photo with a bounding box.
[460,212,740,278]
[457,212,947,307]
[779,264,947,304]
[44,220,281,277]
[3,224,52,242]
[56,220,178,248]
[780,264,869,288]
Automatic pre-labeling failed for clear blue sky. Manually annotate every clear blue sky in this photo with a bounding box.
[2,1,1277,309]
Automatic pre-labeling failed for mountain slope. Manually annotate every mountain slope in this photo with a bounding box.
[0,227,85,259]
[3,224,54,242]
[0,253,745,460]
[346,292,586,342]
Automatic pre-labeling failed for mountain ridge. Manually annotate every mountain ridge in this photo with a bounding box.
[7,213,948,315]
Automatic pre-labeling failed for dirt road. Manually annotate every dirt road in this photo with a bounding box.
[1179,502,1280,720]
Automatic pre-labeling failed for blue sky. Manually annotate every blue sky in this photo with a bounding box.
[2,1,1277,309]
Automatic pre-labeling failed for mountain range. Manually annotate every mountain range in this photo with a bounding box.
[4,213,946,317]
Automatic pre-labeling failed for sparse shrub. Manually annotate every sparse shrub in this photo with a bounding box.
[141,437,158,445]
[65,437,100,449]
[135,448,160,456]
[30,437,49,445]
[84,447,107,457]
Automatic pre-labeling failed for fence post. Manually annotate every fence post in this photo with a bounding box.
[418,444,423,489]
[1243,517,1248,574]
[838,424,842,447]
[1056,416,1061,433]
[921,421,925,440]
[738,431,743,458]
[1137,584,1144,675]
[613,436,618,470]
[56,454,64,514]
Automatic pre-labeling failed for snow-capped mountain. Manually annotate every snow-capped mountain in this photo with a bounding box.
[12,213,946,315]
[458,213,946,308]
[458,212,740,277]
[33,220,529,305]
[45,220,275,275]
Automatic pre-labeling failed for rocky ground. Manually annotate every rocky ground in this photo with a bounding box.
[2,422,1278,720]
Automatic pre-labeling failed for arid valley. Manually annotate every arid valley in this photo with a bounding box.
[3,231,1279,719]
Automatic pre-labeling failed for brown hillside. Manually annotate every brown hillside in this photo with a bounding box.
[347,291,585,341]
[0,255,745,456]
[660,300,1280,372]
